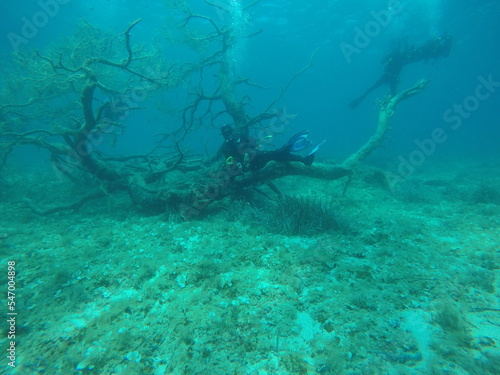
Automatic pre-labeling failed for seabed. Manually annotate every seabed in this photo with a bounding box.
[0,159,499,375]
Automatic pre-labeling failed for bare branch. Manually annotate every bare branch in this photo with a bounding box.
[342,80,430,169]
[248,48,320,127]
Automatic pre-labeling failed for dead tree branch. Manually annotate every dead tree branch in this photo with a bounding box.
[342,80,430,169]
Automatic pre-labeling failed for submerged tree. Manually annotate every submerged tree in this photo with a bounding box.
[0,2,426,217]
[0,19,189,212]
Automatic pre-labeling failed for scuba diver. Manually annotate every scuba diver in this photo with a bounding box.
[349,33,453,109]
[212,124,324,173]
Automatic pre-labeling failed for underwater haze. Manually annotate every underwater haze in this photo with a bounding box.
[0,0,499,374]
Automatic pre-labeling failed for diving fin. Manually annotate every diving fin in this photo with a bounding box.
[284,130,312,152]
[349,96,364,109]
[303,140,326,167]
[307,140,326,156]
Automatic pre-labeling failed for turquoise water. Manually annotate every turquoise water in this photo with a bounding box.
[0,1,499,374]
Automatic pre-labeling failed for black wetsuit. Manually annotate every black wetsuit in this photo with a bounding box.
[218,134,310,172]
[349,34,452,109]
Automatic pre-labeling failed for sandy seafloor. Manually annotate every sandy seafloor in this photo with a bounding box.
[0,158,499,375]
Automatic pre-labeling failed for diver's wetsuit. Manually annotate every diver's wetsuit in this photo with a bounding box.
[248,147,311,170]
[219,134,312,172]
[349,34,452,109]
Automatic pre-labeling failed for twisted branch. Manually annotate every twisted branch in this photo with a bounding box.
[342,80,430,169]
